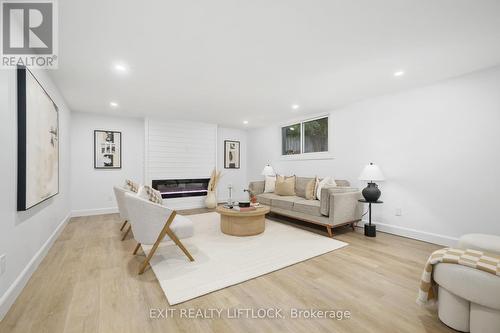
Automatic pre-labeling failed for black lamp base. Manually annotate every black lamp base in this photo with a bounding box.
[362,182,381,202]
[364,223,376,237]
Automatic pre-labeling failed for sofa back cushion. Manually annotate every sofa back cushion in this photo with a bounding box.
[275,175,296,196]
[305,178,317,200]
[249,181,265,195]
[335,179,351,187]
[295,177,314,198]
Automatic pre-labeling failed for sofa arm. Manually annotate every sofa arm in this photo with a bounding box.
[328,191,363,226]
[320,186,359,216]
[249,181,265,195]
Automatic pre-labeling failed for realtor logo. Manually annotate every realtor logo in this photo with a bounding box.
[1,0,58,68]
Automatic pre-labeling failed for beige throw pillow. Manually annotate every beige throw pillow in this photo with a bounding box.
[315,177,337,200]
[274,175,296,196]
[313,176,320,200]
[305,178,316,200]
[264,176,276,193]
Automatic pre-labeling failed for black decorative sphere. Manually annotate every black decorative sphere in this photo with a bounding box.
[362,182,381,202]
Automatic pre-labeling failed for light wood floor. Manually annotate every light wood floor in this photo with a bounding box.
[0,211,455,333]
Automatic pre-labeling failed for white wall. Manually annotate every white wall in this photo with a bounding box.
[145,119,217,210]
[72,117,247,213]
[217,127,248,202]
[0,69,72,319]
[70,112,144,216]
[248,66,500,245]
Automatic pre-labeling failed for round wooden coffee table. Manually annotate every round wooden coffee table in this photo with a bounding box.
[216,205,271,236]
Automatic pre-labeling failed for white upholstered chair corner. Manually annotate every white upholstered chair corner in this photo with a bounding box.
[113,186,134,240]
[124,193,195,274]
[434,234,500,333]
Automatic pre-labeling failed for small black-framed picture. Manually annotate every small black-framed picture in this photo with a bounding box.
[94,130,122,169]
[224,140,240,169]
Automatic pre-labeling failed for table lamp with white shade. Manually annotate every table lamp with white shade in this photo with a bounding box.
[261,164,275,177]
[358,163,385,202]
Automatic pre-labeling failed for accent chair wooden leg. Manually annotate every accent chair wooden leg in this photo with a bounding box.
[138,233,166,275]
[120,220,128,231]
[165,229,194,262]
[326,226,333,238]
[138,212,176,275]
[351,223,356,231]
[138,211,195,274]
[133,242,141,255]
[121,225,131,241]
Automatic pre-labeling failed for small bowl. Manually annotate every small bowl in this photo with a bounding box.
[238,201,250,208]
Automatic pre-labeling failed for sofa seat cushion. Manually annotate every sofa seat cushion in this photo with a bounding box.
[271,196,298,210]
[293,199,322,217]
[256,193,280,205]
[256,193,296,206]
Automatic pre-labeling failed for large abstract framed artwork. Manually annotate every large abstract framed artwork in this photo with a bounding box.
[94,130,122,169]
[17,67,59,211]
[224,140,240,169]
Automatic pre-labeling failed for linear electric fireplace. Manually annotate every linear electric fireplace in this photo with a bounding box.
[152,178,210,199]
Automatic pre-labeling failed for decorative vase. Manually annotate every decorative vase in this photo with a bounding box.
[362,182,381,202]
[205,190,217,208]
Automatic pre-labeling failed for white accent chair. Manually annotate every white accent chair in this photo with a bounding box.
[434,234,500,333]
[113,186,133,240]
[124,193,195,274]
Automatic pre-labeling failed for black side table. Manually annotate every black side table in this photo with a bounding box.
[358,199,383,237]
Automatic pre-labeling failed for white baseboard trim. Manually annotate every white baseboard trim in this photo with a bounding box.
[0,212,71,321]
[71,207,118,217]
[363,219,458,247]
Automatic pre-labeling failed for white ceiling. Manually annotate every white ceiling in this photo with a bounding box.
[50,0,500,128]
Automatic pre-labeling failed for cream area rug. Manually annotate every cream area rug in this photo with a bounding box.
[143,212,348,305]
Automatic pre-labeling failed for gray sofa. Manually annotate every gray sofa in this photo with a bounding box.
[249,178,363,237]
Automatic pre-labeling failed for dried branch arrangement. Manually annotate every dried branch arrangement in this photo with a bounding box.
[207,169,222,192]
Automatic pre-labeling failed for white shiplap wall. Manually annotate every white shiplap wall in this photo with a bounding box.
[145,118,217,209]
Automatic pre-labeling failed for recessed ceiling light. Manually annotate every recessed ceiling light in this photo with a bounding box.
[113,63,128,73]
[109,101,119,108]
[291,104,300,110]
[243,120,249,125]
[393,70,405,77]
